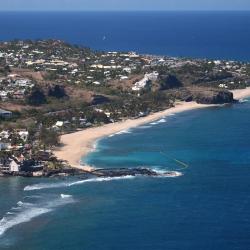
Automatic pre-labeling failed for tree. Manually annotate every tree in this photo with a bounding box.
[48,85,67,99]
[160,74,182,90]
[39,128,60,150]
[27,87,47,106]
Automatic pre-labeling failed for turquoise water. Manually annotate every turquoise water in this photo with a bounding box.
[1,11,250,250]
[1,100,250,249]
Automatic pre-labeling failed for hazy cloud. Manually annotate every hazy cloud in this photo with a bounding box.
[1,0,250,11]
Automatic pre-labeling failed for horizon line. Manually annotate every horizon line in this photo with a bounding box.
[1,10,250,12]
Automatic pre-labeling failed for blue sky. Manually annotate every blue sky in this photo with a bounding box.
[1,0,250,11]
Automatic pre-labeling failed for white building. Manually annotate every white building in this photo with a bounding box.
[9,160,20,172]
[132,72,158,91]
[18,131,29,142]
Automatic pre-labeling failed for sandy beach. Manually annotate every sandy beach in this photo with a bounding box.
[54,88,250,171]
[231,87,250,100]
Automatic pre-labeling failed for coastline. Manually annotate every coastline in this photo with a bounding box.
[54,101,215,171]
[53,87,250,172]
[231,87,250,100]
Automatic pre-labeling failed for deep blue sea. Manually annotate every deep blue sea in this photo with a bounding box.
[0,11,250,61]
[1,11,250,250]
[1,100,250,250]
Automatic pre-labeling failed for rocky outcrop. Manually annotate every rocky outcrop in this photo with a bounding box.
[194,90,234,104]
[168,88,235,104]
[90,167,182,178]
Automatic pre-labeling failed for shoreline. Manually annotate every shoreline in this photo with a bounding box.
[53,87,250,172]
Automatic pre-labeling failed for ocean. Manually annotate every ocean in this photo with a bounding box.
[0,11,250,61]
[0,11,250,250]
[1,100,250,250]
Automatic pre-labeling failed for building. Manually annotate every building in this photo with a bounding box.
[132,72,158,91]
[9,160,20,172]
[0,109,12,119]
[0,143,10,151]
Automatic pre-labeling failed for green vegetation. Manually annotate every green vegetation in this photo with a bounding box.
[26,87,47,106]
[39,127,60,149]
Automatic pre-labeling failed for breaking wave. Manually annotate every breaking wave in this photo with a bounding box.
[150,118,167,126]
[24,182,71,191]
[60,194,73,199]
[0,195,74,237]
[137,125,152,129]
[109,129,132,137]
[68,175,135,187]
[24,175,136,191]
[150,166,183,178]
[239,98,249,103]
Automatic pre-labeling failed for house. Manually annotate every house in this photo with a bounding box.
[13,90,25,99]
[123,67,132,74]
[9,160,20,172]
[0,131,10,139]
[146,71,159,81]
[0,143,11,150]
[120,76,128,80]
[18,131,29,142]
[0,164,9,172]
[52,121,64,130]
[0,109,12,118]
[56,121,64,127]
[0,91,8,101]
[15,79,31,87]
[132,76,150,91]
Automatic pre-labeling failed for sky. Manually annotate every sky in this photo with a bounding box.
[1,0,250,11]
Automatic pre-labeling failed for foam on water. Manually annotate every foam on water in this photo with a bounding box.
[24,168,185,191]
[157,118,167,123]
[60,194,73,199]
[108,129,132,138]
[24,176,136,191]
[150,167,183,178]
[0,196,74,237]
[150,122,158,125]
[137,125,152,129]
[68,175,136,187]
[150,118,167,126]
[239,98,249,103]
[24,182,71,191]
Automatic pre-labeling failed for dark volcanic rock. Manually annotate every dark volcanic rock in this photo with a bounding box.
[194,90,234,104]
[185,95,193,102]
[169,88,235,105]
[89,167,182,178]
[91,168,158,177]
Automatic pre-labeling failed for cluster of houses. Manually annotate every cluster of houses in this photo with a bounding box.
[0,128,58,176]
[1,40,249,93]
[0,151,50,177]
[0,129,37,175]
[0,129,29,150]
[0,74,34,101]
[0,40,164,87]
